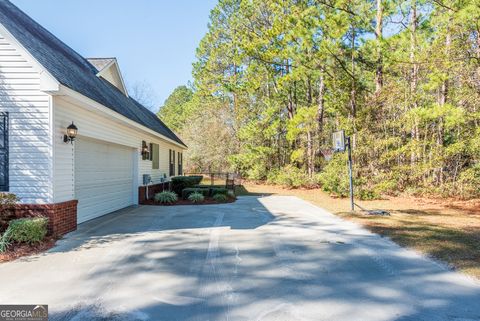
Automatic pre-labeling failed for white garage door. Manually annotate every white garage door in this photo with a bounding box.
[75,137,134,223]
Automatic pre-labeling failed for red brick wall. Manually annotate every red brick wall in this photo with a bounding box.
[139,182,170,204]
[15,200,78,237]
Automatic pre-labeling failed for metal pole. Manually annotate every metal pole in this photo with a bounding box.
[347,136,354,211]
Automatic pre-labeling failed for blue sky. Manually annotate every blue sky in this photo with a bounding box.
[11,0,217,110]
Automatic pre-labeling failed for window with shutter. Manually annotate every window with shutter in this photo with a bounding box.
[0,113,8,191]
[178,152,182,176]
[169,149,174,176]
[152,143,159,169]
[172,151,176,176]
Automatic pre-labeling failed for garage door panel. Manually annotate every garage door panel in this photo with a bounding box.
[75,138,134,223]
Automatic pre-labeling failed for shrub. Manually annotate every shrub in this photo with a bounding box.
[188,192,205,203]
[315,154,350,197]
[213,194,228,203]
[7,217,48,245]
[189,176,203,185]
[0,229,11,252]
[182,188,209,200]
[154,191,178,204]
[171,176,203,195]
[457,164,480,198]
[0,193,20,233]
[357,188,379,200]
[267,165,310,188]
[210,187,228,196]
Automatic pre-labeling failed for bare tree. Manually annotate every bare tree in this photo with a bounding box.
[127,80,159,111]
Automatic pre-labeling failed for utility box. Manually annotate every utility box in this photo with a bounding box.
[143,174,152,185]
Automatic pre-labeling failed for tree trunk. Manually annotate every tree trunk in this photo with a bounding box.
[439,30,451,105]
[317,72,325,134]
[350,27,357,119]
[307,131,314,177]
[410,0,418,109]
[306,78,314,176]
[410,0,419,165]
[375,0,383,95]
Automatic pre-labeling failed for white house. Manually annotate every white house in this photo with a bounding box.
[0,1,187,235]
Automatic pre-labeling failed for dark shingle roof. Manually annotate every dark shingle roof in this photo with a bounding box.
[0,1,186,147]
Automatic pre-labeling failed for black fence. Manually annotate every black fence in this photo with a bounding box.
[183,172,239,188]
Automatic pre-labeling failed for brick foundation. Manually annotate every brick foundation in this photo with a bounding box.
[139,182,170,204]
[15,200,78,237]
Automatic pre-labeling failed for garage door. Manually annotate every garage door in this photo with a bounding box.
[75,137,134,223]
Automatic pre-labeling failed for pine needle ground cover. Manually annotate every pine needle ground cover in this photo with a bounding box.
[237,182,480,280]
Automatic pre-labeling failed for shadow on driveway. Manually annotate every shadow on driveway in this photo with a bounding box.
[1,196,479,321]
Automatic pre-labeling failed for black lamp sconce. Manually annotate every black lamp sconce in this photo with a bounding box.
[63,122,78,144]
[141,140,150,160]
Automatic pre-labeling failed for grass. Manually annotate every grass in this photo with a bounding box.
[236,182,480,279]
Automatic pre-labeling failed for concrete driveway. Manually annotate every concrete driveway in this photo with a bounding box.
[0,196,479,321]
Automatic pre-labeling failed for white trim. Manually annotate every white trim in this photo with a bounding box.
[57,85,187,149]
[96,59,129,97]
[0,23,59,92]
[48,94,54,203]
[132,148,139,205]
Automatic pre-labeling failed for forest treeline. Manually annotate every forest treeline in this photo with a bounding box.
[159,0,480,199]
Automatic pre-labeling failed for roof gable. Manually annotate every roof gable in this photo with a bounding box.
[0,1,185,148]
[87,58,129,96]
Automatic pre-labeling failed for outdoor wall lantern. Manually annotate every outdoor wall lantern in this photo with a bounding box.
[141,140,150,160]
[63,122,78,144]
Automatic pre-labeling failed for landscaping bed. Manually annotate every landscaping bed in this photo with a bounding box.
[0,237,56,263]
[142,196,236,206]
[145,175,237,206]
[1,198,53,263]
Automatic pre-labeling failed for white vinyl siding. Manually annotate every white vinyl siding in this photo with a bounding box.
[53,96,182,204]
[0,33,52,204]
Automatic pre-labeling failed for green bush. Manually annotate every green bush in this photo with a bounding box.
[154,191,178,204]
[267,165,310,188]
[457,163,480,198]
[210,187,228,196]
[213,194,228,203]
[189,176,204,185]
[0,193,20,233]
[171,176,204,195]
[0,229,11,252]
[357,188,379,200]
[188,192,205,203]
[315,154,350,197]
[8,217,48,245]
[182,188,210,199]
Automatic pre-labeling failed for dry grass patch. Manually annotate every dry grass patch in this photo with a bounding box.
[237,182,480,279]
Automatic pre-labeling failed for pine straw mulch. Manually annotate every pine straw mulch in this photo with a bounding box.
[0,237,56,263]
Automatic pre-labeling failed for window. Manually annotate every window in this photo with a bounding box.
[172,150,176,176]
[151,143,159,169]
[178,152,183,176]
[169,149,175,176]
[0,113,8,191]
